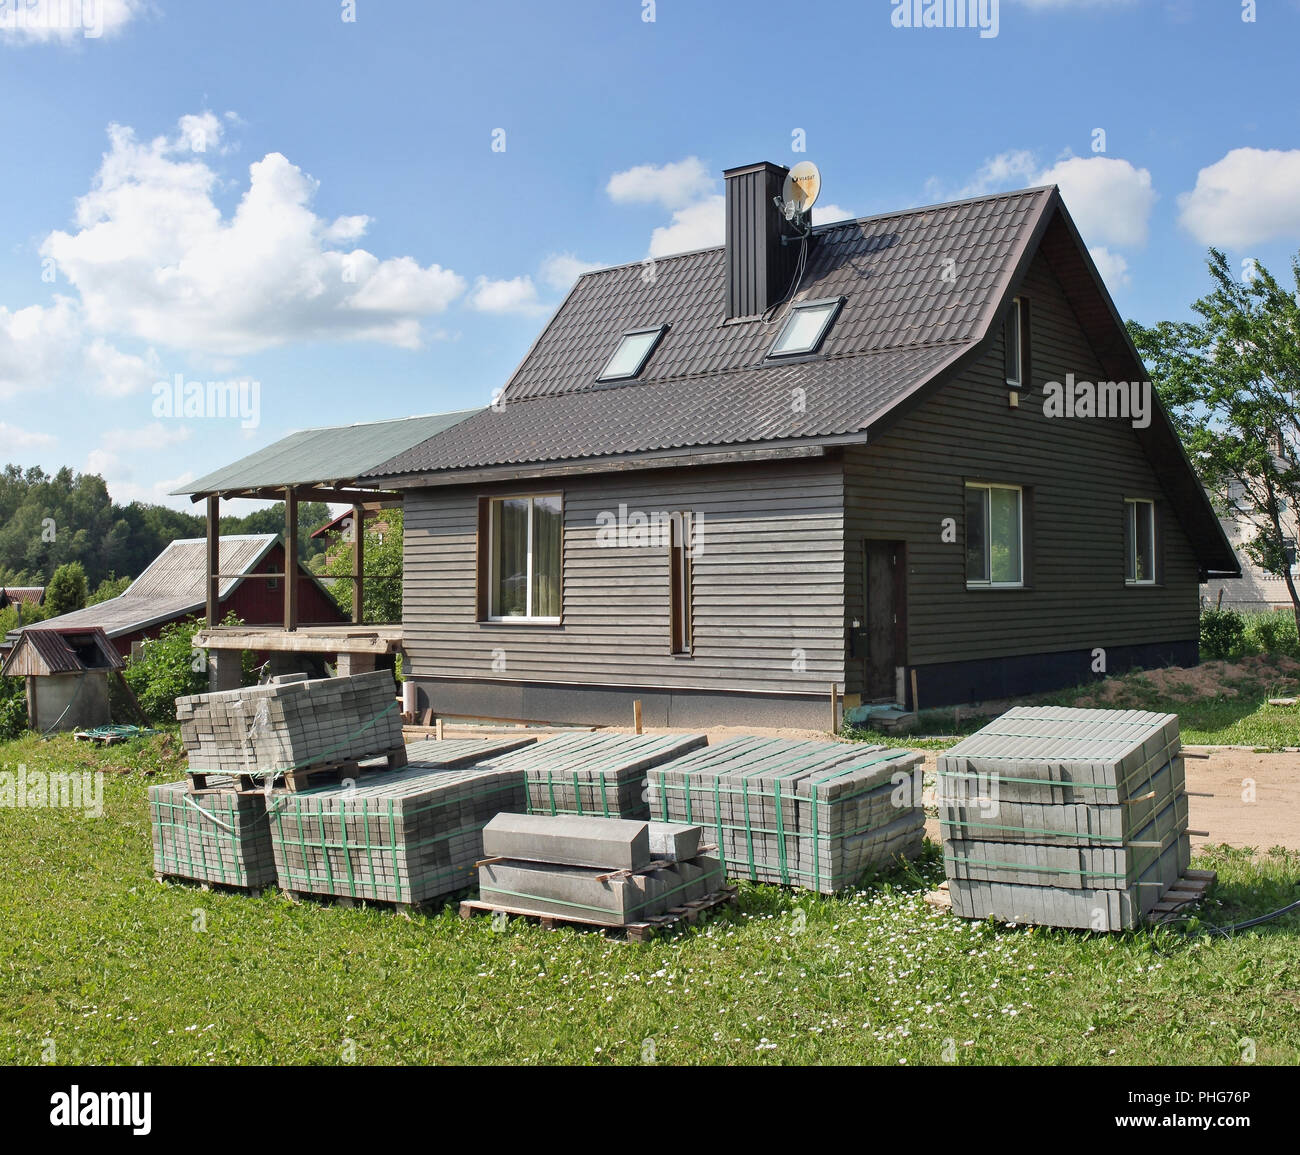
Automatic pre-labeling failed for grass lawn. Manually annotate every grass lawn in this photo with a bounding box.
[2,733,1298,1066]
[847,654,1300,751]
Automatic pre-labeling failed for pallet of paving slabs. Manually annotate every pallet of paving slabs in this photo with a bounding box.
[646,737,926,894]
[403,736,538,768]
[937,707,1191,930]
[149,779,277,889]
[177,670,403,777]
[487,731,708,819]
[938,751,1185,847]
[266,763,527,908]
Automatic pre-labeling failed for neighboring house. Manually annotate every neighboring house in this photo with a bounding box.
[0,586,45,613]
[7,535,346,657]
[360,163,1239,728]
[1202,475,1300,612]
[311,505,392,565]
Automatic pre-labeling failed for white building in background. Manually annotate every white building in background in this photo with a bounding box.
[1201,476,1299,612]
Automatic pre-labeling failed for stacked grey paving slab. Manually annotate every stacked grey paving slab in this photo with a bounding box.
[477,813,726,927]
[149,779,277,888]
[498,731,708,819]
[938,707,1190,931]
[176,670,402,778]
[645,737,925,894]
[264,737,540,905]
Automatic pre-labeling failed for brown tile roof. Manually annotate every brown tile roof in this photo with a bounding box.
[366,187,1049,476]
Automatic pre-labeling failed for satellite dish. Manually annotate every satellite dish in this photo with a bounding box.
[782,161,821,221]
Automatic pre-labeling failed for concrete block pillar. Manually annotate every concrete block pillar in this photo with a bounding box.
[207,649,243,693]
[336,652,376,678]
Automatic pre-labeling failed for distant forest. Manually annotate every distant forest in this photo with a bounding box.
[0,464,332,588]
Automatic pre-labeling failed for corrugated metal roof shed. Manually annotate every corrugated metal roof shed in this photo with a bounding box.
[1,626,123,676]
[174,410,481,497]
[8,535,286,641]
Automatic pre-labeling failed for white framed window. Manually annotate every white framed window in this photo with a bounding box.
[768,297,844,358]
[487,494,562,621]
[598,326,667,382]
[668,511,693,656]
[966,483,1024,587]
[1124,498,1157,585]
[1004,297,1028,388]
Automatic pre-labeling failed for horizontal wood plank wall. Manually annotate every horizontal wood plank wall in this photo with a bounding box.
[403,458,846,694]
[844,248,1200,688]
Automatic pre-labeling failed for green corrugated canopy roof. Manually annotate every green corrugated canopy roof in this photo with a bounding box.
[173,410,482,497]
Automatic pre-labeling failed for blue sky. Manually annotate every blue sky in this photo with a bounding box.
[1,0,1298,510]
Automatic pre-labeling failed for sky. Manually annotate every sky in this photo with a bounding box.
[1,0,1298,511]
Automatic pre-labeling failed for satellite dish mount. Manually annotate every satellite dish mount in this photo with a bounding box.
[774,161,822,242]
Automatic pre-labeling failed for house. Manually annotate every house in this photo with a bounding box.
[0,625,122,732]
[356,163,1239,730]
[7,535,347,658]
[0,586,45,615]
[1201,469,1300,613]
[311,505,392,565]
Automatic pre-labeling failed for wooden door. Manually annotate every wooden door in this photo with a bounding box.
[863,541,905,701]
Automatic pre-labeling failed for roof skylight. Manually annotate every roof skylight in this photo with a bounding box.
[598,325,668,381]
[768,298,844,359]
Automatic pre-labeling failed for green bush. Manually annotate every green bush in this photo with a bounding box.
[0,676,27,740]
[1244,610,1300,659]
[122,618,210,724]
[1200,608,1247,660]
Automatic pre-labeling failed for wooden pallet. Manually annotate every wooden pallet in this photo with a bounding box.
[1146,868,1217,926]
[153,871,272,896]
[459,883,740,941]
[923,868,1219,928]
[187,745,408,794]
[278,887,439,917]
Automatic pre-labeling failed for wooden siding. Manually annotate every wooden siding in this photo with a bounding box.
[843,248,1200,694]
[403,459,846,695]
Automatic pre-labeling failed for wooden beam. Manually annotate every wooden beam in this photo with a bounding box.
[206,495,220,626]
[284,487,298,632]
[352,502,365,624]
[192,486,400,504]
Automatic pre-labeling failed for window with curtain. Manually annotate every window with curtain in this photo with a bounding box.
[488,494,562,620]
[1125,498,1157,585]
[966,483,1023,587]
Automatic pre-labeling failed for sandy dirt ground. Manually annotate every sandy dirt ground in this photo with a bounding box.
[445,722,1300,852]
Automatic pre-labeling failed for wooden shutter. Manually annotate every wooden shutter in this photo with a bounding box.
[475,497,491,621]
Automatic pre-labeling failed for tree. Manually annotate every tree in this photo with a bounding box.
[1130,248,1300,633]
[88,574,132,605]
[45,561,88,617]
[318,507,403,623]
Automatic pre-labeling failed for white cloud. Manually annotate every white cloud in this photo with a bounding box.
[606,157,714,211]
[813,202,856,225]
[101,469,198,511]
[468,275,547,315]
[1087,246,1130,288]
[539,252,602,291]
[0,422,56,453]
[41,113,466,356]
[945,150,1040,200]
[648,195,726,258]
[933,150,1155,253]
[0,0,143,44]
[0,296,162,399]
[1177,148,1300,248]
[1037,155,1155,247]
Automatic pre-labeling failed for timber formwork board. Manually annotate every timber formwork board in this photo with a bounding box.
[646,737,925,893]
[938,707,1192,931]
